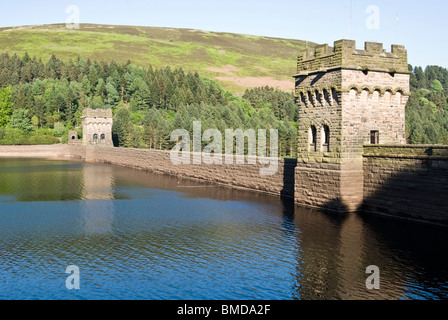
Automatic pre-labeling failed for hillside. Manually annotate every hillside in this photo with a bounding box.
[0,24,317,93]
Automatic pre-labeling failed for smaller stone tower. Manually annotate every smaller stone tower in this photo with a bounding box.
[68,130,79,144]
[82,108,113,147]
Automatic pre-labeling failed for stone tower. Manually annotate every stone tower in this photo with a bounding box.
[293,40,410,212]
[82,108,113,147]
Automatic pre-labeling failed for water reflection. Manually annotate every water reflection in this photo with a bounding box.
[0,158,447,300]
[0,159,84,201]
[81,165,115,234]
[289,204,448,300]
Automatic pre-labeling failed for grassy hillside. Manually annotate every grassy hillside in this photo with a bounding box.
[0,23,316,93]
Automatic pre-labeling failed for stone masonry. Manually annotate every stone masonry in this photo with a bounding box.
[363,145,448,226]
[82,108,114,147]
[294,40,410,212]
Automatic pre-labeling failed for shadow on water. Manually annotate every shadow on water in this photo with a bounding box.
[359,212,448,300]
[282,195,448,299]
[280,154,448,299]
[355,158,448,298]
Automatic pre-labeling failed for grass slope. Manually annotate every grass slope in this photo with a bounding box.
[0,23,317,93]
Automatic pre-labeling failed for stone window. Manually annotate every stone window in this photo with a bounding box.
[300,92,306,105]
[384,91,392,103]
[370,131,379,144]
[93,134,98,141]
[307,91,314,106]
[315,90,321,105]
[322,125,330,152]
[331,88,338,105]
[309,125,317,152]
[395,91,403,105]
[323,89,330,105]
[100,134,106,140]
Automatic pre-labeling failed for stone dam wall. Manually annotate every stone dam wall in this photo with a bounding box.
[1,144,448,227]
[363,145,448,226]
[0,145,296,199]
[85,146,297,199]
[0,145,72,159]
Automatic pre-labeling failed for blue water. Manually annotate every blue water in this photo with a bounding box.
[0,158,447,300]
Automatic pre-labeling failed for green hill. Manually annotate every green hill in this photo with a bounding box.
[0,23,317,93]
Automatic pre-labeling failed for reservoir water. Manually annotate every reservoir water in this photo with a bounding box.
[0,158,447,300]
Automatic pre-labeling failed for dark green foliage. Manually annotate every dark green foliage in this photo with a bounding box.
[112,108,141,148]
[0,52,227,124]
[243,86,298,121]
[142,108,173,149]
[151,102,298,158]
[0,86,13,126]
[9,108,33,132]
[0,52,298,156]
[407,65,448,144]
[0,127,59,145]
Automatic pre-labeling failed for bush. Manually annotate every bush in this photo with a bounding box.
[0,127,27,145]
[26,135,60,145]
[0,127,60,145]
[53,122,66,137]
[35,128,56,136]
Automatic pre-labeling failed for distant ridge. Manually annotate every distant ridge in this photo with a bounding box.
[0,23,318,93]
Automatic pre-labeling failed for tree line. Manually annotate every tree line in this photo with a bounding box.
[407,65,448,144]
[1,51,448,153]
[0,53,298,157]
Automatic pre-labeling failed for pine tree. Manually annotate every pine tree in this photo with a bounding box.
[0,86,13,127]
[9,108,33,132]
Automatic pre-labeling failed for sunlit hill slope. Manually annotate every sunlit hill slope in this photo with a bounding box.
[0,23,317,93]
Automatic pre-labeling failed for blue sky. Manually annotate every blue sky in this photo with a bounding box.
[0,0,446,68]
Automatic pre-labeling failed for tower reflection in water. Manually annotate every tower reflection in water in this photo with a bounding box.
[287,201,448,300]
[81,164,115,235]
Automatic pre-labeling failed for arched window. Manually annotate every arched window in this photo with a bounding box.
[395,91,403,105]
[71,135,76,140]
[100,134,105,140]
[308,91,314,105]
[323,89,330,105]
[309,125,317,152]
[349,88,358,101]
[322,125,330,152]
[93,134,98,141]
[315,90,321,105]
[300,92,306,105]
[331,87,339,105]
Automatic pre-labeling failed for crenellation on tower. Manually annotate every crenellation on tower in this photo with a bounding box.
[296,40,410,77]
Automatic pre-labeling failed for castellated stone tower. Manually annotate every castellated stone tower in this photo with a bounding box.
[82,108,113,147]
[293,40,410,212]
